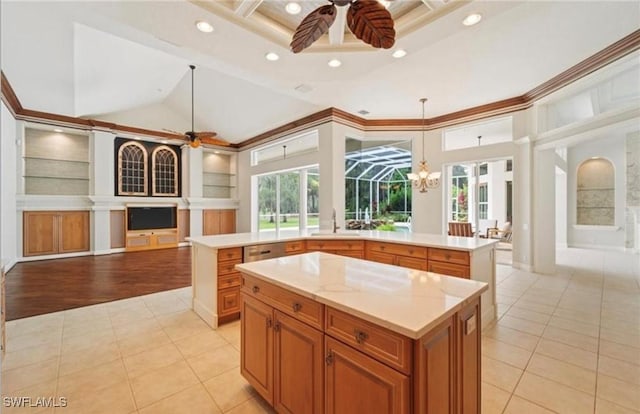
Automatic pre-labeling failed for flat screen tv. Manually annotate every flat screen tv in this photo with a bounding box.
[127,206,177,231]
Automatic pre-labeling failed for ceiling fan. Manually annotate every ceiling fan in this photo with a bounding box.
[169,65,229,149]
[290,0,395,53]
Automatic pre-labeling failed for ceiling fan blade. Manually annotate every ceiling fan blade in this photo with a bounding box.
[200,136,231,147]
[194,131,218,138]
[290,4,337,53]
[347,0,395,49]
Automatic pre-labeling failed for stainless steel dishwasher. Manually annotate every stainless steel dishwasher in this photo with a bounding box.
[243,243,286,262]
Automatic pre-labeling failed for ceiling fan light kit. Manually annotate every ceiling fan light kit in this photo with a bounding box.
[290,0,396,53]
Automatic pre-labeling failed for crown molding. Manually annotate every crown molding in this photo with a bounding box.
[2,29,638,150]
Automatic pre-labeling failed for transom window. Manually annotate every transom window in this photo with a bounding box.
[152,146,178,196]
[118,142,148,196]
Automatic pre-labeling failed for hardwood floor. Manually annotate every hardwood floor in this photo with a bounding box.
[5,247,191,321]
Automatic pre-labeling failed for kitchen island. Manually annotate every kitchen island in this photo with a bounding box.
[236,252,488,413]
[187,230,496,329]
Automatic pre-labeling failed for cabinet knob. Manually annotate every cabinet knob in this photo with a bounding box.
[273,321,281,332]
[445,254,451,260]
[325,351,334,366]
[354,329,369,344]
[409,249,414,255]
[252,285,260,294]
[380,245,385,250]
[292,302,302,312]
[266,316,272,328]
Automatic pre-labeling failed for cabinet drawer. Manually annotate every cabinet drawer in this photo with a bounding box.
[242,274,323,330]
[218,287,240,316]
[367,241,427,259]
[306,239,364,251]
[427,261,470,278]
[219,273,241,289]
[285,241,305,254]
[218,247,243,262]
[336,250,364,259]
[218,258,243,276]
[325,307,412,375]
[397,256,427,271]
[428,248,469,266]
[365,250,395,265]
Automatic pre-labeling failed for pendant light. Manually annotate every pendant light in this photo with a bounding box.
[407,98,441,192]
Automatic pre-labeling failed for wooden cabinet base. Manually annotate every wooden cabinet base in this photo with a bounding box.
[125,230,178,252]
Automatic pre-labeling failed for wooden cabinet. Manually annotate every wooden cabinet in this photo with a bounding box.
[203,209,236,235]
[217,247,242,322]
[23,211,89,257]
[306,239,364,259]
[366,241,428,270]
[427,248,470,278]
[457,298,481,414]
[241,281,324,413]
[125,230,178,252]
[285,241,305,255]
[325,337,410,414]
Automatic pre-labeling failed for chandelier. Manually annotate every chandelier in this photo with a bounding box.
[407,98,441,192]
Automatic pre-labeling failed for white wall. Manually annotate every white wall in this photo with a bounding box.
[567,134,627,248]
[1,102,18,269]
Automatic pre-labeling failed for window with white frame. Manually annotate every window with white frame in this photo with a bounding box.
[118,141,148,196]
[450,165,469,222]
[478,183,488,220]
[251,130,319,166]
[152,146,178,196]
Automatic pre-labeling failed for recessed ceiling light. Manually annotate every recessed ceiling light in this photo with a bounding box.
[53,128,63,133]
[265,52,280,61]
[195,20,214,33]
[328,59,342,68]
[285,2,301,15]
[392,49,407,58]
[462,13,482,26]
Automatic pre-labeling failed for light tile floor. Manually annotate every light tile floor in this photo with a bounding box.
[1,247,638,413]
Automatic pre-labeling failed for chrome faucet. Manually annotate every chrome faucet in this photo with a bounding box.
[332,208,340,233]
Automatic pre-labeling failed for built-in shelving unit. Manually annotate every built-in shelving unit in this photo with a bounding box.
[203,151,236,199]
[23,128,90,195]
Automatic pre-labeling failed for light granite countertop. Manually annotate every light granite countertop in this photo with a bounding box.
[188,229,497,252]
[235,252,488,339]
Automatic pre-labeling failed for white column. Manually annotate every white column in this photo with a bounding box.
[90,131,116,255]
[513,136,534,270]
[533,148,556,274]
[0,103,18,268]
[183,145,204,237]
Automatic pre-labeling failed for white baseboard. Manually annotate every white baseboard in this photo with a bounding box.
[93,249,113,256]
[481,304,497,331]
[18,251,93,263]
[1,258,17,272]
[193,298,218,329]
[512,261,534,272]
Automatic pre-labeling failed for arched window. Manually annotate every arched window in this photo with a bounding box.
[577,157,614,225]
[152,146,178,196]
[118,142,148,196]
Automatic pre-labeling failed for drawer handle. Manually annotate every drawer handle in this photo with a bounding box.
[227,253,233,258]
[325,351,334,366]
[445,254,451,260]
[354,329,369,344]
[409,249,414,255]
[292,302,302,312]
[252,285,260,294]
[380,245,385,250]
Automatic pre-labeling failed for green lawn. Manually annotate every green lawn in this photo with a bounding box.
[259,216,319,229]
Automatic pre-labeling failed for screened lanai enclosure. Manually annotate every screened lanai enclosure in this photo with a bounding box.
[345,139,412,231]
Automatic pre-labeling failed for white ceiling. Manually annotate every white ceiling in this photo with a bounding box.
[1,1,639,143]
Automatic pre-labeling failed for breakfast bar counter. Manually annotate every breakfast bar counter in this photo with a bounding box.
[187,230,497,330]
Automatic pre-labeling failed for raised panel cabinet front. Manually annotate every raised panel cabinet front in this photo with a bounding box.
[23,211,58,256]
[273,310,324,414]
[325,337,410,414]
[458,298,481,414]
[240,294,274,404]
[59,211,90,253]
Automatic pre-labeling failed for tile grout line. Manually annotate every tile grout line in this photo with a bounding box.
[107,300,139,414]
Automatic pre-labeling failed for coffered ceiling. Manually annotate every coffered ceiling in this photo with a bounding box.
[1,1,638,143]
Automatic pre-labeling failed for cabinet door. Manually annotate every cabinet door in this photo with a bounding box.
[414,316,455,414]
[59,211,90,253]
[427,261,470,278]
[202,210,221,235]
[325,337,409,414]
[23,211,58,256]
[365,250,395,266]
[396,256,427,271]
[273,311,324,414]
[218,287,240,316]
[241,294,274,404]
[219,209,236,234]
[458,298,480,414]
